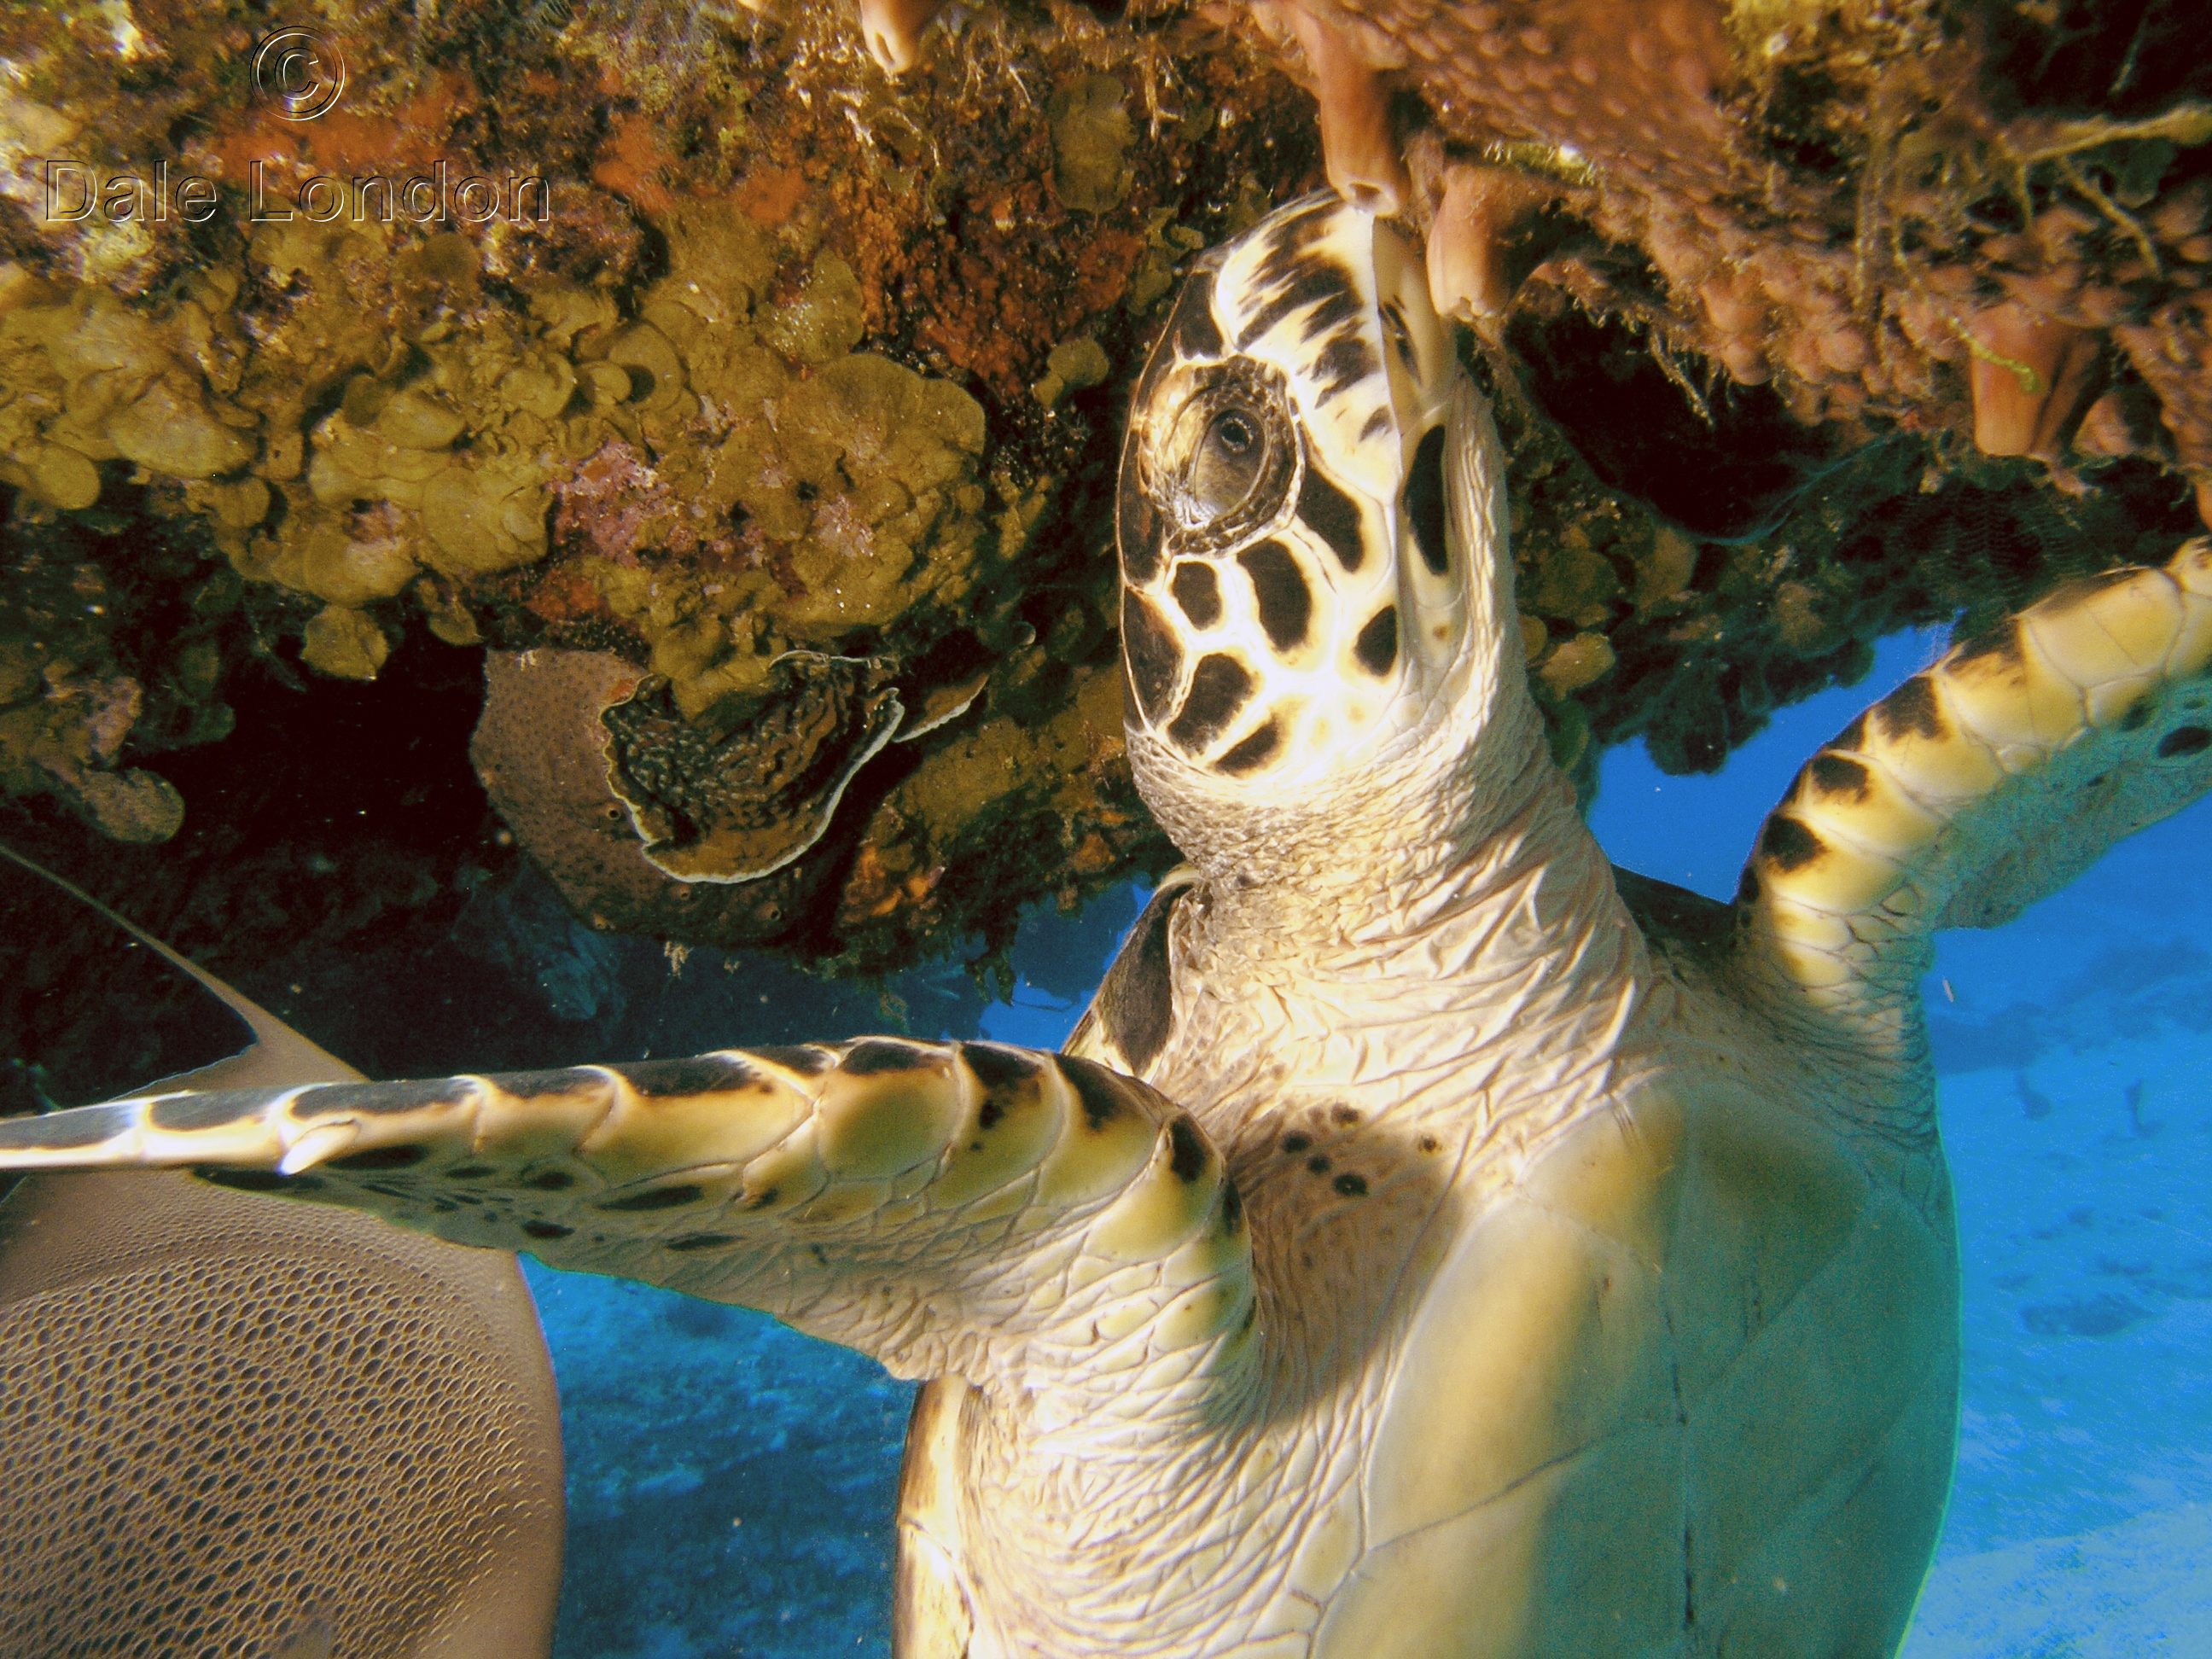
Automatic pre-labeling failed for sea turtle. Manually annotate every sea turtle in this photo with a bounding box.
[7,192,2212,1658]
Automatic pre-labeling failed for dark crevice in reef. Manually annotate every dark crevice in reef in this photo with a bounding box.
[0,627,515,1080]
[1506,294,1848,543]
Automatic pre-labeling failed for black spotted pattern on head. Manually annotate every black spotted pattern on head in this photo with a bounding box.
[613,1054,762,1097]
[1167,271,1225,361]
[1167,654,1254,753]
[1246,197,1337,277]
[522,1220,573,1240]
[1167,1115,1208,1183]
[1875,677,1946,742]
[843,1038,937,1076]
[594,1184,703,1212]
[2119,701,2155,732]
[1313,332,1380,404]
[1828,711,1869,753]
[1116,463,1162,585]
[1237,540,1311,653]
[1297,459,1366,573]
[1171,561,1222,628]
[1237,259,1363,352]
[1122,591,1183,728]
[1334,1172,1368,1197]
[1215,720,1279,776]
[525,1169,576,1190]
[1354,607,1398,677]
[666,1232,738,1252]
[1736,867,1761,905]
[2,1103,132,1149]
[1759,813,1825,872]
[1807,754,1871,802]
[1092,882,1188,1076]
[147,1092,263,1134]
[1298,288,1365,346]
[1406,427,1449,576]
[2159,725,2211,758]
[1058,1057,1130,1131]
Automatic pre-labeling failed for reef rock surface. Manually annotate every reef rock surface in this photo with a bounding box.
[0,0,2203,981]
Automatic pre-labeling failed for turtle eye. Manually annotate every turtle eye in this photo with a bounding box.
[1190,405,1266,518]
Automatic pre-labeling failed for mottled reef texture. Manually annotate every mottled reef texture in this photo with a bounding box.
[0,0,2204,982]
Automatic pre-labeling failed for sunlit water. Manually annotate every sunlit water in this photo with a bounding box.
[529,627,2212,1657]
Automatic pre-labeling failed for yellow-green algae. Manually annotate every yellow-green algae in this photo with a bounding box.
[569,209,997,723]
[6,0,2186,981]
[1049,74,1136,214]
[0,276,257,507]
[0,154,1033,908]
[0,4,1310,969]
[0,183,1001,714]
[1032,336,1111,409]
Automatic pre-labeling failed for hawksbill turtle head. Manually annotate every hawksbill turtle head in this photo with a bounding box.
[1116,193,1540,883]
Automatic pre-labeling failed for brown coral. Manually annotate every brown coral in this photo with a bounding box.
[1266,0,2212,504]
[6,0,2208,981]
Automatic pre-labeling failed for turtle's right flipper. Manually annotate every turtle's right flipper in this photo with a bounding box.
[0,1040,1255,1401]
[1735,538,2212,1042]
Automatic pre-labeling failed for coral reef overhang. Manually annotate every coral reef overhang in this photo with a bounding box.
[0,0,2203,979]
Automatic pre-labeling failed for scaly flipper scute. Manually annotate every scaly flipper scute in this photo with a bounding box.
[0,1040,1257,1407]
[1737,538,2212,1045]
[0,849,564,1659]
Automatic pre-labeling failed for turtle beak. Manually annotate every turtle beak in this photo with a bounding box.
[1370,218,1456,478]
[1361,220,1480,690]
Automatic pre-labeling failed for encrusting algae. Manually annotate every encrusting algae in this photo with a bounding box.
[0,0,2207,979]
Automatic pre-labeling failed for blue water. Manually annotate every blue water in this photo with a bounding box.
[529,630,2212,1656]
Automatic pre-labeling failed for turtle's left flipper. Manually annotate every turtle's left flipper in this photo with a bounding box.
[1736,538,2212,1046]
[0,1040,1254,1397]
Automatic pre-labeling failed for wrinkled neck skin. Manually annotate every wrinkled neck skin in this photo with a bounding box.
[1138,665,1659,1185]
[1172,718,1633,1019]
[956,675,1668,1657]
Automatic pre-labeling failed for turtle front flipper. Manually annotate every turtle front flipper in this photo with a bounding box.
[0,1041,1256,1397]
[1735,537,2212,1044]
